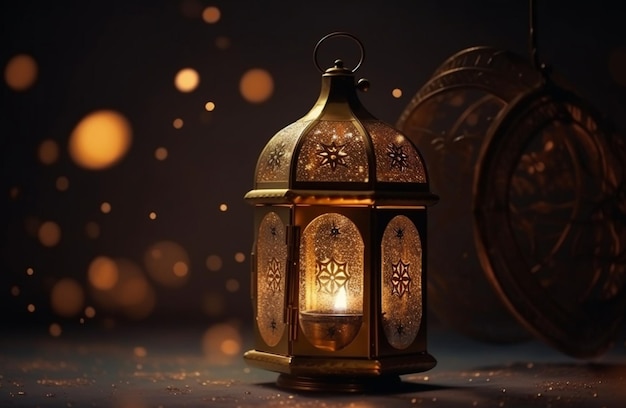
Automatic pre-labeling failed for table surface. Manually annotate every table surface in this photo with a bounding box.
[1,326,625,408]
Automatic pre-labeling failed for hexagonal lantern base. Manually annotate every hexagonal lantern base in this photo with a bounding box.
[244,350,437,392]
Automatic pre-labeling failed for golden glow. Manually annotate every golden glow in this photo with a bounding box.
[234,252,245,263]
[100,201,112,214]
[225,278,239,292]
[202,324,242,364]
[84,306,96,318]
[5,54,38,91]
[26,267,34,276]
[392,88,403,98]
[155,147,168,160]
[51,278,84,317]
[88,256,119,290]
[49,323,62,337]
[333,287,348,311]
[149,211,157,220]
[144,241,190,287]
[205,254,223,272]
[69,110,132,170]
[56,176,69,191]
[27,304,35,312]
[38,221,61,247]
[219,203,228,212]
[202,6,221,23]
[38,139,59,165]
[239,68,274,103]
[204,101,216,111]
[175,68,200,92]
[85,221,100,239]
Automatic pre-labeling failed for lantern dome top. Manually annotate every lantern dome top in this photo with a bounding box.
[246,33,437,206]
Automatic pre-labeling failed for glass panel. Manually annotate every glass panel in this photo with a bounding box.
[295,121,369,183]
[381,215,422,349]
[256,120,311,183]
[256,212,288,347]
[299,213,364,351]
[364,120,426,183]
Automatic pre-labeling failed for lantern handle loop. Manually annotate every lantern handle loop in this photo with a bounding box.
[314,32,365,73]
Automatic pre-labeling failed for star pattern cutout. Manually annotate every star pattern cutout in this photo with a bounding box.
[267,257,282,293]
[396,322,405,337]
[391,259,411,297]
[267,142,286,169]
[330,223,341,238]
[387,143,409,171]
[395,227,404,239]
[316,257,349,295]
[317,141,348,170]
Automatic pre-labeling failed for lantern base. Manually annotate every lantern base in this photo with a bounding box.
[276,373,402,393]
[244,349,436,392]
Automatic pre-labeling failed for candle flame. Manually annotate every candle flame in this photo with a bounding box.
[334,287,347,312]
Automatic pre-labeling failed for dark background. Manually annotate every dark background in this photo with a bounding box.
[2,0,626,337]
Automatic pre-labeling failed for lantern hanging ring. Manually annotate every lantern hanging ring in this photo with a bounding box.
[313,32,365,73]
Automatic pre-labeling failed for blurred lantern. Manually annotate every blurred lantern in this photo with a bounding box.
[397,0,626,357]
[244,33,438,391]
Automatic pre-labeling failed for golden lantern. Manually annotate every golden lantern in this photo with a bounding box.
[243,33,438,391]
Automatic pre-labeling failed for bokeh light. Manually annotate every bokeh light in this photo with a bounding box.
[219,203,228,212]
[56,176,69,191]
[149,211,157,220]
[234,252,245,263]
[11,286,20,296]
[202,323,242,364]
[155,147,168,160]
[134,346,148,358]
[38,139,59,165]
[50,278,85,317]
[225,278,240,292]
[205,254,223,272]
[204,101,216,111]
[88,256,119,290]
[144,241,191,288]
[608,47,626,87]
[202,6,221,23]
[174,68,200,93]
[90,258,156,320]
[49,323,62,337]
[38,221,61,247]
[84,306,96,318]
[27,304,36,312]
[392,88,403,98]
[239,68,274,103]
[100,201,112,214]
[173,118,184,129]
[26,267,34,276]
[69,110,132,170]
[4,54,38,91]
